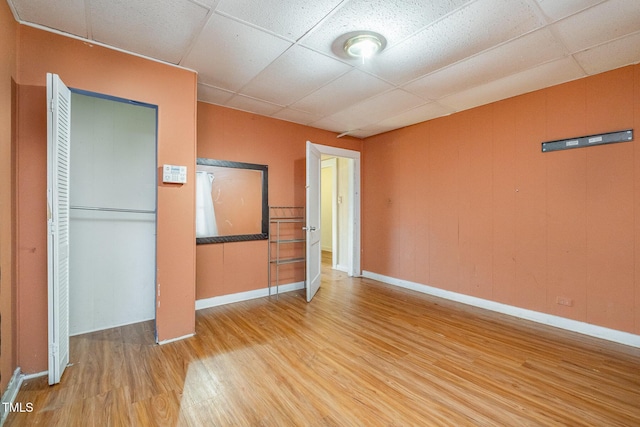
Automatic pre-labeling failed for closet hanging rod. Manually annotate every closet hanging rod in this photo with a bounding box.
[70,205,156,215]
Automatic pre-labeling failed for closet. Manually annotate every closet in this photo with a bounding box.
[68,92,157,336]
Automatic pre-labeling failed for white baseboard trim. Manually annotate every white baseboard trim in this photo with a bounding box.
[195,281,305,311]
[363,270,640,349]
[335,264,349,273]
[21,371,46,381]
[157,333,195,345]
[1,368,23,426]
[71,316,156,337]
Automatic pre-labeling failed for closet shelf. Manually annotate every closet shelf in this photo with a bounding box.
[270,257,305,265]
[270,238,305,244]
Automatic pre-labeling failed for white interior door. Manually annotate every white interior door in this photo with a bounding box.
[306,141,322,302]
[47,73,71,385]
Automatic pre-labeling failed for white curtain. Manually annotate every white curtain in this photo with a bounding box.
[195,171,218,237]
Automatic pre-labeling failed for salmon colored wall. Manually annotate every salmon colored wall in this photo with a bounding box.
[15,84,48,374]
[15,25,197,373]
[0,0,17,392]
[196,102,362,299]
[363,65,640,336]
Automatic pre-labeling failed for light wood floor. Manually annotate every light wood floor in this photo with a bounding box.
[7,258,640,426]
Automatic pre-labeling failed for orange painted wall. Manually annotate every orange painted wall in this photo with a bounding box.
[363,65,640,335]
[14,25,197,373]
[196,102,362,299]
[0,0,17,391]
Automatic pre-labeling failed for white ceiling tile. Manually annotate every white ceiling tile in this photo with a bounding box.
[292,69,393,116]
[438,57,586,111]
[552,0,640,53]
[240,45,350,106]
[535,0,605,21]
[318,108,383,131]
[215,0,342,41]
[371,0,545,84]
[195,0,220,8]
[271,108,323,125]
[90,0,209,64]
[376,102,455,129]
[308,116,352,134]
[317,113,370,132]
[226,94,284,116]
[10,0,87,37]
[327,89,427,130]
[197,83,235,105]
[404,28,567,100]
[182,13,292,91]
[346,128,389,139]
[573,31,640,75]
[301,0,470,56]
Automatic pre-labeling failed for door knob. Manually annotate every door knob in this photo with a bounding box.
[302,226,317,232]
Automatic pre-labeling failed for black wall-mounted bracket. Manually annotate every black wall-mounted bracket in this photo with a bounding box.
[542,129,633,153]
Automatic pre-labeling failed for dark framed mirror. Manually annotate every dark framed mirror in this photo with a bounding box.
[196,158,268,244]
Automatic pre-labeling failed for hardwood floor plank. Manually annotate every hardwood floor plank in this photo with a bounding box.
[7,261,640,426]
[129,390,183,427]
[81,387,133,427]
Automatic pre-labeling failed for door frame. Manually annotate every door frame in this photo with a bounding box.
[308,142,361,277]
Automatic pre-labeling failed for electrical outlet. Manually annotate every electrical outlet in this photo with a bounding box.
[556,296,573,307]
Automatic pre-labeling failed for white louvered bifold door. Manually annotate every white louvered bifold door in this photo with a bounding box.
[47,73,71,385]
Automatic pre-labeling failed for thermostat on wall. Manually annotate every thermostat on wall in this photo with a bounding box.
[163,164,187,184]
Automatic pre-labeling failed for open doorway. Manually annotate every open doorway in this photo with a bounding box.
[307,142,361,280]
[68,90,157,337]
[320,156,352,272]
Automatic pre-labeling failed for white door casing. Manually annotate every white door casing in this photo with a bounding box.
[47,73,71,385]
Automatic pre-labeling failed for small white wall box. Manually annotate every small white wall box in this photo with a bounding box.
[163,164,187,183]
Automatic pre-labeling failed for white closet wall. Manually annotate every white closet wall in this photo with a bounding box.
[69,93,156,336]
[320,160,334,252]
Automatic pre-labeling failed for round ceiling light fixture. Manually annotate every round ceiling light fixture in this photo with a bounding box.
[342,32,386,62]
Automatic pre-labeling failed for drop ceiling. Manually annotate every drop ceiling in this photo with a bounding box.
[7,0,640,138]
